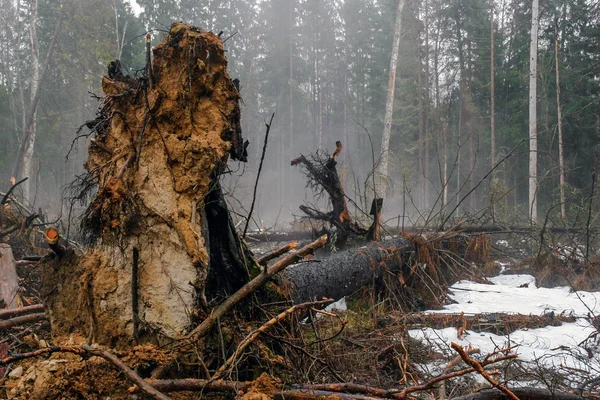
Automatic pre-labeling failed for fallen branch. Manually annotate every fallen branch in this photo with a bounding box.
[451,342,518,400]
[1,177,28,205]
[451,387,586,400]
[243,112,274,238]
[256,242,299,266]
[0,304,44,320]
[185,234,328,340]
[0,313,47,330]
[213,299,333,379]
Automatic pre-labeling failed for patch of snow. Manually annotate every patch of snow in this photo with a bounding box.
[410,319,597,371]
[410,273,600,382]
[433,274,599,316]
[324,297,347,312]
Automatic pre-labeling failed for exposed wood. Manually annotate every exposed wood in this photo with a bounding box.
[0,244,20,309]
[0,304,44,319]
[43,227,65,257]
[0,313,46,330]
[185,234,328,340]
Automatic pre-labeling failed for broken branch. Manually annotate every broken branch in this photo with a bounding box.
[0,304,44,320]
[256,242,299,266]
[185,234,328,340]
[213,299,333,379]
[451,342,519,400]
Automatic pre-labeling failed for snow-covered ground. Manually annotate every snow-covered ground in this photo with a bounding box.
[409,274,600,374]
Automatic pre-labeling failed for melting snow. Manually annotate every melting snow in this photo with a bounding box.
[409,274,600,372]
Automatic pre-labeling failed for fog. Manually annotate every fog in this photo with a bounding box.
[1,0,599,236]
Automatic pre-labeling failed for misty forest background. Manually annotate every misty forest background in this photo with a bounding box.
[0,0,599,233]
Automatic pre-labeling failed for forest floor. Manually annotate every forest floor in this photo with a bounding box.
[1,205,600,399]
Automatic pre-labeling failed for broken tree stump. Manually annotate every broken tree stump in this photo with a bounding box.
[0,244,20,309]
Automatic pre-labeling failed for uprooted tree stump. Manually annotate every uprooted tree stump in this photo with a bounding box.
[42,23,251,347]
[292,141,381,247]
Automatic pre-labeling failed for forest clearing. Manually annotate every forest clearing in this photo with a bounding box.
[1,0,600,399]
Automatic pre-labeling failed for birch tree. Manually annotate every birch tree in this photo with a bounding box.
[528,0,539,223]
[378,0,405,196]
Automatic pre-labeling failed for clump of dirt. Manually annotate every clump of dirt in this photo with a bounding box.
[0,345,176,400]
[239,373,282,400]
[43,22,247,348]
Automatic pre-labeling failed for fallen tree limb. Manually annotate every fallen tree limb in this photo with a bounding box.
[1,177,28,205]
[0,304,44,319]
[185,234,328,340]
[273,389,390,400]
[451,388,587,400]
[0,313,47,330]
[256,242,299,266]
[396,311,575,333]
[213,299,333,379]
[245,223,600,243]
[451,342,518,400]
[146,351,517,399]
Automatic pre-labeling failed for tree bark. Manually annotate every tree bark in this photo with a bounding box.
[528,0,539,223]
[451,387,585,400]
[0,244,20,310]
[490,0,496,216]
[555,17,566,222]
[378,0,405,195]
[278,237,414,305]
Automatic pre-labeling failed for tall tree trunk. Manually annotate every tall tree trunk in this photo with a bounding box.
[424,0,431,210]
[418,40,425,208]
[456,10,465,210]
[528,0,539,223]
[378,0,405,195]
[490,0,496,216]
[22,0,39,203]
[11,7,63,201]
[555,17,566,222]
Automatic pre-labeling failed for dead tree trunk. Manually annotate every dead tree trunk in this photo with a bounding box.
[278,237,414,306]
[0,244,20,309]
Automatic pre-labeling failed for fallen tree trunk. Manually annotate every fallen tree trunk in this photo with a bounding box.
[0,244,20,309]
[278,237,415,305]
[451,388,586,400]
